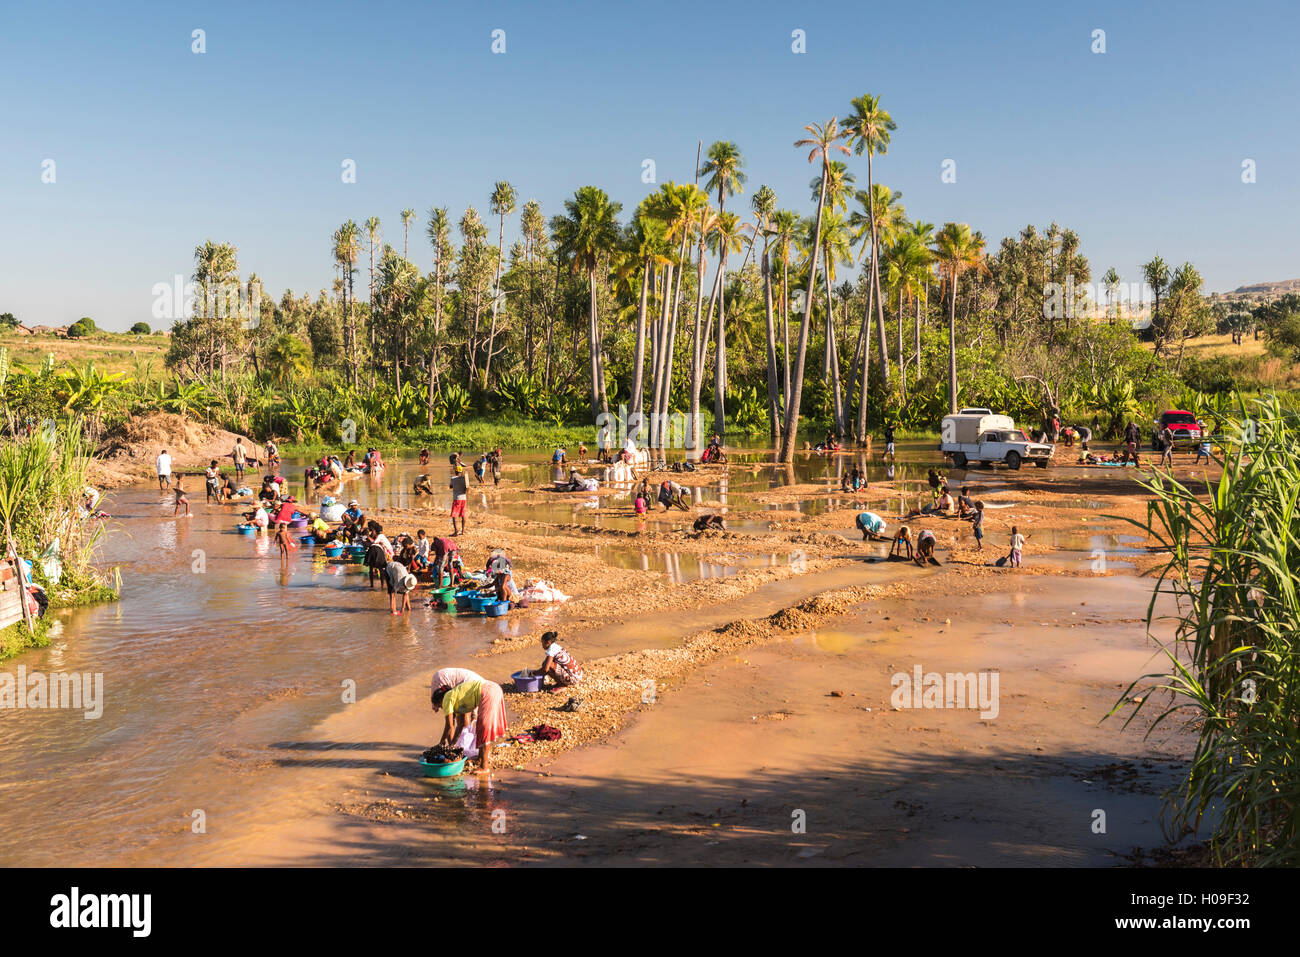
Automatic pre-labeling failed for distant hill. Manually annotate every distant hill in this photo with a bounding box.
[1228,278,1300,298]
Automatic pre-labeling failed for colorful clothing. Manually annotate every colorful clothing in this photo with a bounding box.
[546,642,584,685]
[441,679,508,749]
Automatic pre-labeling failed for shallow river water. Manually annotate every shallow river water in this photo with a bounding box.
[0,441,1139,864]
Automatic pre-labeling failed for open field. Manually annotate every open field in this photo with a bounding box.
[0,330,169,376]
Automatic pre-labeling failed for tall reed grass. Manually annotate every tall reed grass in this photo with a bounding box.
[1114,393,1299,865]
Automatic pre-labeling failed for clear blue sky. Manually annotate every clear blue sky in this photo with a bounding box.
[2,0,1297,330]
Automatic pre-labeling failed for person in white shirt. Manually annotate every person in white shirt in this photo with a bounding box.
[1009,526,1027,568]
[156,449,172,490]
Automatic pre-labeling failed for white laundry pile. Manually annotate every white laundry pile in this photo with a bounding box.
[519,580,570,603]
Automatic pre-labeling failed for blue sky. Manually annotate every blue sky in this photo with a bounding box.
[2,0,1297,330]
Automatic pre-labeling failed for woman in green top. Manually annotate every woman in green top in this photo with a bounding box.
[432,678,509,772]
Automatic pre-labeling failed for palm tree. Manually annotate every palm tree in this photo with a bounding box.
[424,207,452,420]
[265,333,311,386]
[650,182,707,450]
[848,183,903,439]
[192,241,240,378]
[332,220,361,387]
[882,234,932,400]
[907,219,935,379]
[688,204,719,449]
[484,181,517,389]
[551,186,623,420]
[845,93,897,399]
[814,210,853,436]
[700,142,746,439]
[629,197,672,421]
[780,118,849,463]
[769,209,800,413]
[1102,266,1121,321]
[751,185,781,439]
[932,222,989,413]
[706,210,747,434]
[364,216,381,381]
[1143,255,1170,356]
[401,208,416,260]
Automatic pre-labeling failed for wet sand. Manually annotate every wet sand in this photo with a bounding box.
[192,575,1191,867]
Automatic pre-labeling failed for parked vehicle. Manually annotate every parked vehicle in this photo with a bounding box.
[1151,410,1204,450]
[940,412,1054,470]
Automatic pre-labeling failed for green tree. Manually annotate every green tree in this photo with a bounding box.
[129,321,151,335]
[932,222,989,413]
[845,93,897,392]
[551,186,623,421]
[780,117,849,463]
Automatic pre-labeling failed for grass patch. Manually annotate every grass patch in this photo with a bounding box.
[0,616,51,661]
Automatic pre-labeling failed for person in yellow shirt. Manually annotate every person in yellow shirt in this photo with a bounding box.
[432,678,508,772]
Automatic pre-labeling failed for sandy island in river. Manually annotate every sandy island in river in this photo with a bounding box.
[130,448,1213,868]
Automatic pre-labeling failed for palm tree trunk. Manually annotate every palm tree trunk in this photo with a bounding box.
[867,152,891,390]
[761,247,780,442]
[630,263,650,418]
[914,286,922,384]
[779,175,828,463]
[781,258,791,418]
[587,270,602,420]
[854,255,876,443]
[824,257,845,437]
[897,289,907,402]
[948,275,960,413]
[688,240,708,453]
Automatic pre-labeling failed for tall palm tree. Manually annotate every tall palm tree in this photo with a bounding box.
[706,210,746,434]
[780,118,849,463]
[932,222,989,413]
[882,234,932,400]
[845,93,897,397]
[769,208,800,413]
[424,207,452,419]
[401,208,416,260]
[700,142,746,438]
[751,185,781,439]
[551,186,623,420]
[813,210,853,436]
[332,221,361,388]
[907,219,935,379]
[1102,266,1121,321]
[629,197,671,421]
[649,182,707,450]
[364,216,381,381]
[848,183,903,438]
[484,181,517,388]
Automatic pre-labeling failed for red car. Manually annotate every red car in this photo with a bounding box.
[1151,410,1203,450]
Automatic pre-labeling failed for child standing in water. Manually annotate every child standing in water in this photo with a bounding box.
[969,501,985,551]
[1009,525,1026,567]
[173,475,191,517]
[275,521,294,561]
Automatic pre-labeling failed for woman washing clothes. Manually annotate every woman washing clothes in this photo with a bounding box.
[431,676,508,772]
[531,631,583,689]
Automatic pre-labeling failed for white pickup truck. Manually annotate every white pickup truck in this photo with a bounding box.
[939,412,1054,470]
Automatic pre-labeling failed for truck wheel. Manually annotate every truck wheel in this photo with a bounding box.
[951,452,967,469]
[1005,451,1022,470]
